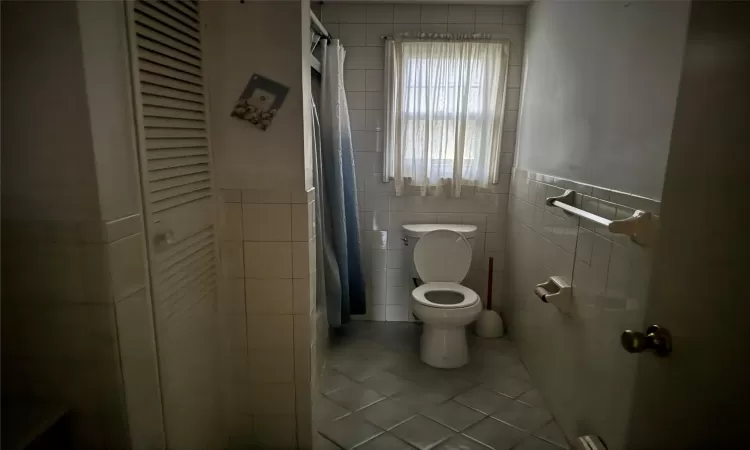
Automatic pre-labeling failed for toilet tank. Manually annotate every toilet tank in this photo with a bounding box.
[402,223,478,241]
[401,224,478,285]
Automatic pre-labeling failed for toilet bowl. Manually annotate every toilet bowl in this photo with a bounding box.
[409,228,482,369]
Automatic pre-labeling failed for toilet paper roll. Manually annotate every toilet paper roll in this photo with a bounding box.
[534,286,550,302]
[534,276,572,314]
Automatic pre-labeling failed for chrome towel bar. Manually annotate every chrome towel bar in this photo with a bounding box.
[546,189,659,247]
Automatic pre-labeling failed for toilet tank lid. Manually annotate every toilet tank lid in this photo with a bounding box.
[402,224,477,238]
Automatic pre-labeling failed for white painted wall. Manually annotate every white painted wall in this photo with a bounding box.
[203,1,307,192]
[1,1,99,223]
[516,1,690,200]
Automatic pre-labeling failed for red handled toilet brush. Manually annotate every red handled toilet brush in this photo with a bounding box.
[487,256,494,310]
[475,257,505,338]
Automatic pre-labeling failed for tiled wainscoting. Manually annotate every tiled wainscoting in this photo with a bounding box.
[317,2,527,322]
[219,188,318,449]
[1,214,163,448]
[503,168,660,448]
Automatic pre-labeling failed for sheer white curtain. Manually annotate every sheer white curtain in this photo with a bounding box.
[384,35,510,196]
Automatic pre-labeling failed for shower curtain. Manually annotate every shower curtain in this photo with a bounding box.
[314,39,366,327]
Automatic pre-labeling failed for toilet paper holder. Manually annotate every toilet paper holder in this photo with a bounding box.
[535,276,572,314]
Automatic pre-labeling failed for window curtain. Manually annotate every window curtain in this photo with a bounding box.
[384,35,510,197]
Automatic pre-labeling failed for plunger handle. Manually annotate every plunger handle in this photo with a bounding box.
[486,257,494,310]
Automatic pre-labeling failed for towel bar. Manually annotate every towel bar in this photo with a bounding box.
[546,189,659,247]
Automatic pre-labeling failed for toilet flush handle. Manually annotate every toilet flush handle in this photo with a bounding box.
[402,237,409,246]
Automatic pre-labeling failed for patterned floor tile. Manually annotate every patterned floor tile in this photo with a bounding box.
[420,376,476,398]
[470,336,520,357]
[331,359,390,382]
[320,369,355,395]
[513,436,565,450]
[353,432,415,450]
[316,432,343,450]
[516,390,545,408]
[318,413,384,449]
[463,417,528,450]
[390,415,455,450]
[315,393,351,422]
[490,400,551,432]
[505,364,531,381]
[454,387,517,415]
[434,435,491,450]
[422,400,486,432]
[315,323,561,450]
[533,421,569,449]
[467,365,525,384]
[360,398,418,430]
[390,385,453,412]
[361,371,412,397]
[469,351,521,371]
[326,384,386,412]
[481,375,531,399]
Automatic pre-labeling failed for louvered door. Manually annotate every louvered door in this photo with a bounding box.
[125,1,221,448]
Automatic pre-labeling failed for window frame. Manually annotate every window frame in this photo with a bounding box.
[383,36,510,194]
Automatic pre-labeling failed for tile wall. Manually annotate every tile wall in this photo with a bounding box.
[318,2,527,321]
[1,215,163,449]
[503,168,660,448]
[101,216,165,450]
[219,188,318,449]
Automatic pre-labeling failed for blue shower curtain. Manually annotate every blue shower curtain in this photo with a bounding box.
[315,39,366,327]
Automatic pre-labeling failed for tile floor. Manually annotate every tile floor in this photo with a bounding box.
[315,322,569,450]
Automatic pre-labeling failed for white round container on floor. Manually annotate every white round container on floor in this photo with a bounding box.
[409,229,482,369]
[475,309,505,338]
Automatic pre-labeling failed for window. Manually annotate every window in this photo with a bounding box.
[383,37,510,196]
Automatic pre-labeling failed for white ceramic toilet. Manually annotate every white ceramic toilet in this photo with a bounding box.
[405,225,482,369]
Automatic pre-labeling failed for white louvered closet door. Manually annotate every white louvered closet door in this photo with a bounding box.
[125,1,222,448]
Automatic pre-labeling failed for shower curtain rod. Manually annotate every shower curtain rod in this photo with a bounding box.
[311,10,332,41]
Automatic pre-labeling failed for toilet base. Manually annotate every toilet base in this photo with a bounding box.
[420,324,469,369]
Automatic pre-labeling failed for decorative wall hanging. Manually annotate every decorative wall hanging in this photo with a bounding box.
[231,73,289,131]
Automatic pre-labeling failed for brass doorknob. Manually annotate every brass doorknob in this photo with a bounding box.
[621,325,672,356]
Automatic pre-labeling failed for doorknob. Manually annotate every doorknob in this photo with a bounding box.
[621,325,672,356]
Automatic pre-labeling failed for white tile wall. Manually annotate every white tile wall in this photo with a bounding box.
[219,188,317,448]
[115,288,166,449]
[503,167,660,448]
[1,218,150,449]
[108,233,147,301]
[321,2,526,321]
[2,197,171,447]
[244,242,293,279]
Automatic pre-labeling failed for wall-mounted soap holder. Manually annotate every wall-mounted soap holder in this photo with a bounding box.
[535,276,572,314]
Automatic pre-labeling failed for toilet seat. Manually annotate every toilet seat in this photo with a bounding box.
[412,282,479,309]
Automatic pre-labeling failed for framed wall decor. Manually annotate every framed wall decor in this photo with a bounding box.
[231,73,289,131]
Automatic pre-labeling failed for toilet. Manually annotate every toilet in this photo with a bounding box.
[404,225,482,369]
